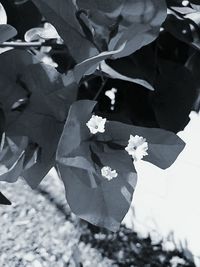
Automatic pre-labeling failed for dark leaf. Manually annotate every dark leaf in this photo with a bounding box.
[152,59,198,132]
[0,135,28,183]
[106,45,157,91]
[20,64,77,121]
[0,49,35,83]
[0,50,34,113]
[31,0,98,62]
[0,24,17,43]
[0,49,78,188]
[0,191,11,205]
[164,14,200,50]
[22,152,55,189]
[190,0,200,5]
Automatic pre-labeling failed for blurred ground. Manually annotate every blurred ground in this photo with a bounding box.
[0,173,115,267]
[0,170,196,267]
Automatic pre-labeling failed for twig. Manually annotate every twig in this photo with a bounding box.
[93,77,108,101]
[0,41,65,49]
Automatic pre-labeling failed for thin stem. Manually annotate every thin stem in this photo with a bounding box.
[93,77,108,101]
[0,41,65,49]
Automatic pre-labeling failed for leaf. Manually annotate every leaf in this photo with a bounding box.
[20,63,77,121]
[0,2,7,24]
[0,136,28,183]
[32,0,167,80]
[0,24,17,43]
[31,0,98,62]
[77,0,167,59]
[99,61,154,91]
[190,0,200,4]
[64,100,185,168]
[56,100,185,231]
[74,0,167,80]
[23,144,39,170]
[104,45,157,91]
[0,49,35,81]
[191,3,200,12]
[100,121,185,169]
[164,14,200,50]
[185,11,200,27]
[76,0,125,13]
[58,156,137,231]
[24,23,59,42]
[8,112,63,157]
[152,59,198,132]
[73,42,126,82]
[6,96,65,188]
[0,49,78,188]
[0,191,11,205]
[0,50,35,112]
[170,6,195,15]
[22,156,55,189]
[21,141,55,188]
[56,100,137,231]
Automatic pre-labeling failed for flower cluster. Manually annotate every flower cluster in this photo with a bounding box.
[57,100,185,231]
[86,115,148,181]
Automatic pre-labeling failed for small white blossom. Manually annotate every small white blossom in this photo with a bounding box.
[101,166,118,181]
[125,135,148,161]
[86,115,106,134]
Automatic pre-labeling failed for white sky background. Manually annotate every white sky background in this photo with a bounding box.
[123,111,200,266]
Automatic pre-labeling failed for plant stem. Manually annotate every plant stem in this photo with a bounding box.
[0,41,65,49]
[93,77,108,101]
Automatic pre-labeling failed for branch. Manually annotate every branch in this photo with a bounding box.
[0,41,65,49]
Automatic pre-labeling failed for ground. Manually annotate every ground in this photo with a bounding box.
[0,172,196,267]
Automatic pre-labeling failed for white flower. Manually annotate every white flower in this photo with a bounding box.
[101,166,118,181]
[86,115,106,134]
[125,135,148,161]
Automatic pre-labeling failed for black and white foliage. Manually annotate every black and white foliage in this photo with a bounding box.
[0,0,199,231]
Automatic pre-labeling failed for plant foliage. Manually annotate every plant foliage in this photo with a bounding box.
[0,0,199,230]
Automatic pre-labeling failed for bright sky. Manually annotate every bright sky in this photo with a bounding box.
[123,111,200,266]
